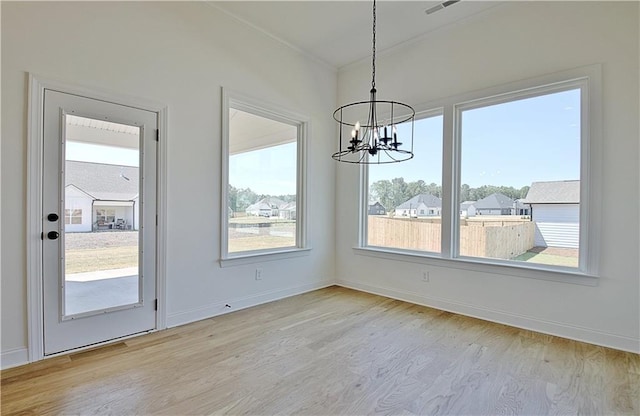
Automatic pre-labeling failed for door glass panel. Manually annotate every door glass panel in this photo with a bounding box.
[64,114,141,316]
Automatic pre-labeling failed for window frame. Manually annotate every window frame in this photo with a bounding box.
[220,88,310,267]
[357,64,602,284]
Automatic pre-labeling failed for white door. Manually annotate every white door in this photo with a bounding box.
[42,89,158,355]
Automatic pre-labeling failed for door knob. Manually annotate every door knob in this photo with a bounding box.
[47,231,60,240]
[47,213,59,222]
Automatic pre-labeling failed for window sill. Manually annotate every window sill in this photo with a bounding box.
[353,246,598,286]
[220,247,312,268]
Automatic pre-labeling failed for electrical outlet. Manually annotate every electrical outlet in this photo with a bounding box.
[255,268,263,280]
[422,270,430,282]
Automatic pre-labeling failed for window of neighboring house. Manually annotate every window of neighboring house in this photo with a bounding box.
[96,208,115,224]
[65,209,82,224]
[457,84,582,269]
[366,113,444,253]
[222,91,308,263]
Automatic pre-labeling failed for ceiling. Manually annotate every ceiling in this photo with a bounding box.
[211,1,503,69]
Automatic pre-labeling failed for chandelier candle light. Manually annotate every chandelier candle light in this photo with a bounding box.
[332,0,415,164]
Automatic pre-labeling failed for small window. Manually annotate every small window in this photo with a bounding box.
[457,85,582,268]
[222,91,308,261]
[65,209,82,225]
[366,113,443,253]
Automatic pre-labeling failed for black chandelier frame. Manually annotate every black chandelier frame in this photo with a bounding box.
[332,0,415,164]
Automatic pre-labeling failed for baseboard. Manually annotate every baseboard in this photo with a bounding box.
[1,347,29,370]
[337,279,640,354]
[166,280,334,328]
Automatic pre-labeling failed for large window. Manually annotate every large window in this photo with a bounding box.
[367,113,443,253]
[458,87,581,268]
[222,92,307,262]
[361,67,599,276]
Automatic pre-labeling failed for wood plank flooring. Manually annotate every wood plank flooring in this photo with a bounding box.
[2,286,639,415]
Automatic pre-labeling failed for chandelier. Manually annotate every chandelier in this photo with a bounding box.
[332,0,415,164]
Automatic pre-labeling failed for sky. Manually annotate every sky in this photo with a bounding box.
[369,88,581,190]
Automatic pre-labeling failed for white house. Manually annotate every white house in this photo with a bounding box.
[279,202,296,220]
[523,180,580,249]
[473,193,516,215]
[65,161,139,232]
[395,194,442,217]
[460,201,477,217]
[246,197,286,217]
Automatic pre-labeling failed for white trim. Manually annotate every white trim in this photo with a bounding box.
[220,88,311,262]
[166,281,333,328]
[353,246,598,286]
[220,247,312,268]
[27,74,169,362]
[336,279,640,354]
[156,106,169,330]
[1,348,29,370]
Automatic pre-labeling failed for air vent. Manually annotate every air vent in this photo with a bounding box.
[425,0,460,15]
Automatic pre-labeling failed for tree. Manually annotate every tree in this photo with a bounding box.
[235,187,258,211]
[460,183,471,202]
[391,177,410,209]
[370,180,393,211]
[406,180,427,198]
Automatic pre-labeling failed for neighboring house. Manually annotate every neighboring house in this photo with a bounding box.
[279,202,297,220]
[368,202,386,215]
[522,180,580,249]
[246,197,286,217]
[514,199,531,216]
[473,193,516,215]
[460,201,477,217]
[65,161,139,232]
[395,194,442,217]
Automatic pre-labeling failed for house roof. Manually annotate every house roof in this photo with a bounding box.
[396,193,442,210]
[246,197,288,212]
[65,160,139,201]
[522,180,580,204]
[473,193,514,210]
[460,201,476,209]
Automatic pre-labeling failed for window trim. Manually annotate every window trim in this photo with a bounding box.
[359,64,602,281]
[220,88,309,266]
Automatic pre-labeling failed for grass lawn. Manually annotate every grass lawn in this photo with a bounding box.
[512,251,578,268]
[228,235,295,253]
[65,246,138,274]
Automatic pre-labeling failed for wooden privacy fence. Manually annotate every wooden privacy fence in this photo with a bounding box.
[368,216,535,259]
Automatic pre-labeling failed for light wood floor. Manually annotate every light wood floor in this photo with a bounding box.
[2,286,639,415]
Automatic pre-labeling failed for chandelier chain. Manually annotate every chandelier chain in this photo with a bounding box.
[371,0,376,89]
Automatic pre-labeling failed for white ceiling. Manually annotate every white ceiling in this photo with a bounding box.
[211,1,503,69]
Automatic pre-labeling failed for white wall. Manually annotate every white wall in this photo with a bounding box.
[1,1,336,366]
[336,1,639,352]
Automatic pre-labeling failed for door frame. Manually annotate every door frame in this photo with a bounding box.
[27,74,168,362]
